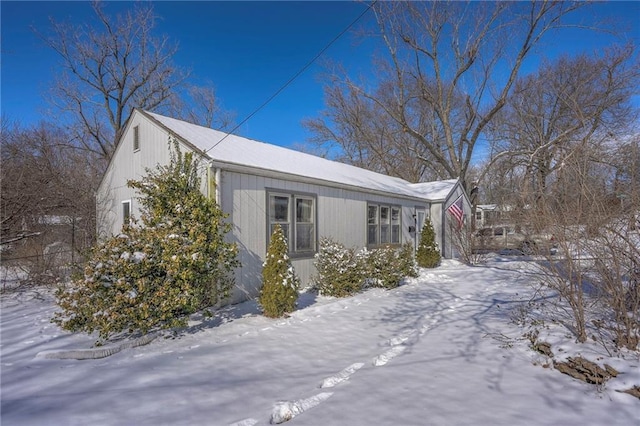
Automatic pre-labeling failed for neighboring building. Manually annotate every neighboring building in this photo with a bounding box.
[474,204,516,228]
[97,109,470,303]
[475,204,499,228]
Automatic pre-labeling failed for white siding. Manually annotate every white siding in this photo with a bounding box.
[97,112,206,237]
[98,110,468,306]
[220,169,428,302]
[440,184,471,259]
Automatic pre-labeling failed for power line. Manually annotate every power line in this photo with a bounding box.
[204,1,377,155]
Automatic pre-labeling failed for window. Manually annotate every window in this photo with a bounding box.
[367,205,378,245]
[268,191,316,256]
[122,200,131,225]
[380,206,390,243]
[133,125,140,152]
[295,197,314,251]
[391,207,401,244]
[269,194,290,242]
[367,203,402,246]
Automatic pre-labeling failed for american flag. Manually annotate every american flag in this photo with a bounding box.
[447,195,464,228]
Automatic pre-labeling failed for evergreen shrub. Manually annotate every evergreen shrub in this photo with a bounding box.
[313,239,417,296]
[416,219,441,268]
[365,243,418,289]
[259,224,300,318]
[53,140,239,340]
[313,238,364,297]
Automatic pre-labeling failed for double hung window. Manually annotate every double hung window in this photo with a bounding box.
[268,192,316,255]
[367,203,401,246]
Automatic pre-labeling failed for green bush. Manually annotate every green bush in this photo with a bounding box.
[399,242,419,278]
[416,219,441,268]
[313,238,364,297]
[259,224,300,318]
[365,243,418,289]
[53,140,239,340]
[313,239,417,296]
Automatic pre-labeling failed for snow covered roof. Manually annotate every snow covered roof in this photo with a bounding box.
[477,204,498,211]
[408,179,459,202]
[143,110,459,202]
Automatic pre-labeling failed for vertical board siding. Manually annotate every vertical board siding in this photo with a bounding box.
[99,112,464,306]
[221,169,431,300]
[98,114,177,237]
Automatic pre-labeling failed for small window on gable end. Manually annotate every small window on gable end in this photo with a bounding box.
[122,200,131,225]
[133,125,140,152]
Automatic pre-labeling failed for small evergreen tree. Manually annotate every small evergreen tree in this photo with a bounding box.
[53,140,239,340]
[259,224,300,318]
[416,219,441,268]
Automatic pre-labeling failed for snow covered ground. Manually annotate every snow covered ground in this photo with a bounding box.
[1,257,638,425]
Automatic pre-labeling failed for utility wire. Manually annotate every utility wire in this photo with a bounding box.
[204,0,377,155]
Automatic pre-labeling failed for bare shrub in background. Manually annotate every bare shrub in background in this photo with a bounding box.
[589,225,640,350]
[449,223,488,266]
[516,145,639,349]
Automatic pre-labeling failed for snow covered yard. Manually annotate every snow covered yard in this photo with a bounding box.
[1,258,638,425]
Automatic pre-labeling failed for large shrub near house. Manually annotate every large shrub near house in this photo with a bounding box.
[53,142,239,340]
[259,224,300,318]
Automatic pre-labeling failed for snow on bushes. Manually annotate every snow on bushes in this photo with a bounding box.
[53,141,239,340]
[259,224,300,318]
[312,238,364,297]
[313,238,417,297]
[365,243,418,289]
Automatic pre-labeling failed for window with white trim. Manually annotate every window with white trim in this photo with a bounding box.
[367,203,401,246]
[268,192,316,256]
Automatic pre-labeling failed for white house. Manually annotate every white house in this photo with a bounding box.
[97,109,470,303]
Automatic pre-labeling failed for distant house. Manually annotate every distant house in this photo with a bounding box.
[97,109,470,303]
[475,204,499,228]
[475,204,515,228]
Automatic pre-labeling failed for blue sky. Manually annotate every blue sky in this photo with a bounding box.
[1,1,639,150]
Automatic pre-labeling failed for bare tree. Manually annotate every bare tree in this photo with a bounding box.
[485,47,639,206]
[1,120,102,284]
[179,84,236,131]
[610,133,640,224]
[305,78,433,182]
[41,1,188,161]
[309,1,584,187]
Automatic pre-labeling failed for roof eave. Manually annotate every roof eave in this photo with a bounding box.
[208,160,432,203]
